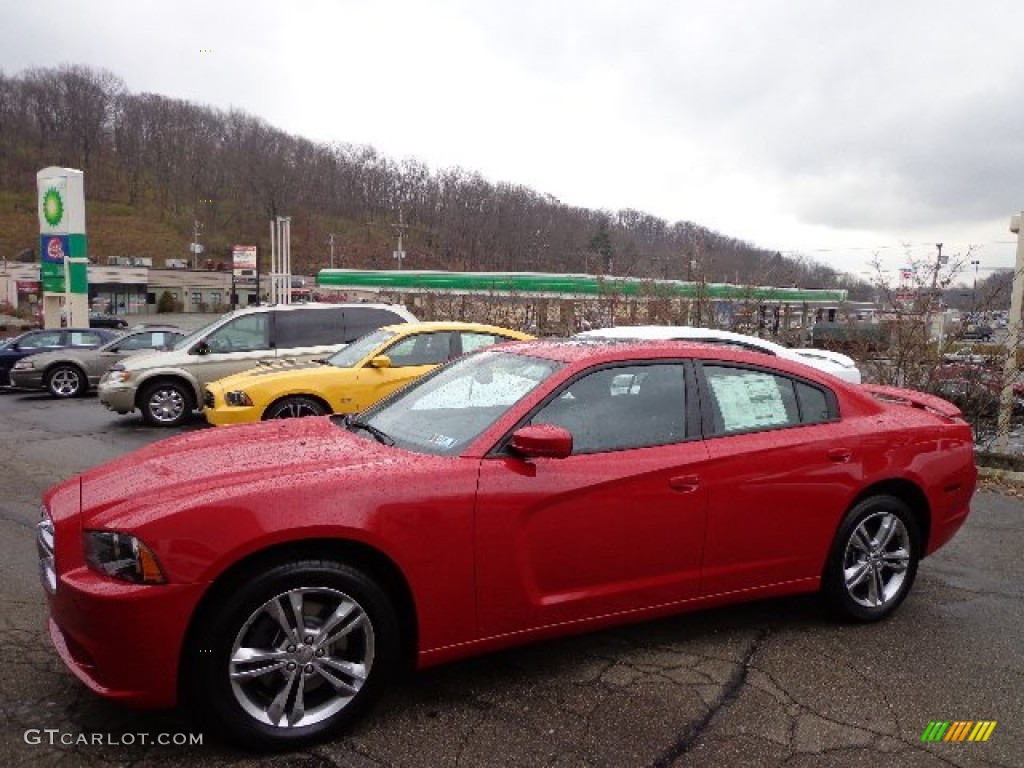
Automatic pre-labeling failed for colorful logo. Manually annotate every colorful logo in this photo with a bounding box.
[921,721,997,742]
[42,187,64,227]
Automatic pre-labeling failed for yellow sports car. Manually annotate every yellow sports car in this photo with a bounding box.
[203,321,533,426]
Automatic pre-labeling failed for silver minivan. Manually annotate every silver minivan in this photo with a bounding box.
[98,303,417,426]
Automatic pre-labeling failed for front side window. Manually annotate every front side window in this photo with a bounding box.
[205,313,270,352]
[702,365,835,436]
[20,331,63,349]
[529,363,687,454]
[382,332,452,367]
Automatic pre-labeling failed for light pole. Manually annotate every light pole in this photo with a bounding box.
[970,259,980,314]
[328,233,336,269]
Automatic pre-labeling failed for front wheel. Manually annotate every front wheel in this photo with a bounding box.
[46,365,86,398]
[263,396,329,420]
[822,495,920,622]
[186,560,399,749]
[140,380,194,427]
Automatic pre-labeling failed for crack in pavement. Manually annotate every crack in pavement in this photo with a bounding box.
[648,626,770,768]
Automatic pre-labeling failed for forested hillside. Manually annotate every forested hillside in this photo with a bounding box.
[0,64,853,292]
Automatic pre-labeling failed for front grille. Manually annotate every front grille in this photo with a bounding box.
[203,389,215,408]
[37,509,56,596]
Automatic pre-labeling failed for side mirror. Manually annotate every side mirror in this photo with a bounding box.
[194,340,211,355]
[509,424,573,459]
[367,355,392,369]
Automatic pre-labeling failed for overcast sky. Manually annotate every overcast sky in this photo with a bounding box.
[3,0,1023,283]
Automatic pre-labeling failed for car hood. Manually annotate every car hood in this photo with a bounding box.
[208,360,342,391]
[77,416,396,527]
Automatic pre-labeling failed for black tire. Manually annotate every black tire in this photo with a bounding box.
[823,495,920,622]
[263,396,329,420]
[186,560,399,749]
[46,364,86,398]
[140,380,194,427]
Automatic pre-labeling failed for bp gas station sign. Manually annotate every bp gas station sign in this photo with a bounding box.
[37,167,88,327]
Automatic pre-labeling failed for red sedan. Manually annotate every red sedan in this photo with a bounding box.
[38,339,976,748]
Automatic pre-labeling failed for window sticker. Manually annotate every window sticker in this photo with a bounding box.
[709,371,789,432]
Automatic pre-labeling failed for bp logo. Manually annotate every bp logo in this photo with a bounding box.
[42,187,64,227]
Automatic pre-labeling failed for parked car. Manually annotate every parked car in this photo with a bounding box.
[39,338,975,748]
[88,311,129,329]
[0,328,121,386]
[959,325,994,341]
[204,321,533,425]
[97,302,417,427]
[9,327,185,397]
[933,362,1024,413]
[576,325,862,383]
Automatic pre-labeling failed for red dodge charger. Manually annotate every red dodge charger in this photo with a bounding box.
[38,338,977,748]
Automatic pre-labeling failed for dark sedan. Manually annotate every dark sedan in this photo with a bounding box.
[0,328,121,386]
[88,312,129,329]
[9,327,185,397]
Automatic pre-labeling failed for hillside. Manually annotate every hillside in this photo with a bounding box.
[0,64,855,294]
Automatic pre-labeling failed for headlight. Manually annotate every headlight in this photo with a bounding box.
[105,369,131,384]
[225,390,254,407]
[12,359,36,371]
[84,531,166,584]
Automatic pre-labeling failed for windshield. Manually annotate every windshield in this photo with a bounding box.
[324,328,395,368]
[171,310,236,350]
[353,349,562,455]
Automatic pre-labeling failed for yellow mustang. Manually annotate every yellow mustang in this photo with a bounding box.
[203,321,534,425]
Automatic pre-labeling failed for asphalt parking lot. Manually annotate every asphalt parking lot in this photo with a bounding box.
[0,389,1021,767]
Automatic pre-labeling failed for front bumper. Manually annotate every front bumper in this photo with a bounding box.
[203,385,262,426]
[45,561,205,708]
[8,368,45,389]
[97,381,137,414]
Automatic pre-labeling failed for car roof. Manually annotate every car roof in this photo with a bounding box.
[577,325,780,350]
[493,337,770,364]
[377,321,532,335]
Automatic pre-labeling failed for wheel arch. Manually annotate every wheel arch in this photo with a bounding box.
[262,392,334,420]
[845,479,931,555]
[178,537,419,701]
[134,373,199,411]
[44,360,87,389]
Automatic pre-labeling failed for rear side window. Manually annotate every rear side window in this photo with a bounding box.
[274,308,346,348]
[343,308,406,341]
[69,331,105,347]
[702,365,836,436]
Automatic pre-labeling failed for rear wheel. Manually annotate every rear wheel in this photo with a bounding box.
[140,380,194,427]
[46,365,86,398]
[823,495,920,621]
[186,560,398,749]
[264,396,329,420]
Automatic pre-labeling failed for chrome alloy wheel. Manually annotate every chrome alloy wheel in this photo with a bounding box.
[228,587,375,729]
[48,366,83,397]
[842,511,911,608]
[268,398,325,419]
[148,387,185,423]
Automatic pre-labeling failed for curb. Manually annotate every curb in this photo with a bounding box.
[977,465,1024,488]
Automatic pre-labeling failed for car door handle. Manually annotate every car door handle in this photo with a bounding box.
[669,475,700,492]
[827,448,852,463]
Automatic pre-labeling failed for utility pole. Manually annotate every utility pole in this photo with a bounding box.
[392,209,407,270]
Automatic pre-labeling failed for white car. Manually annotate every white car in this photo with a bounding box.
[576,325,862,383]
